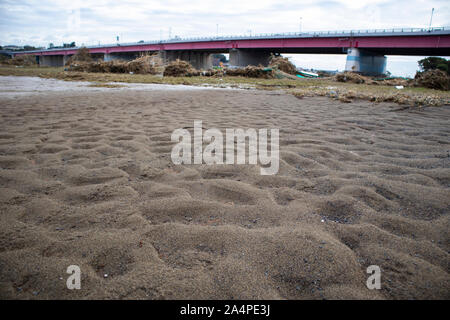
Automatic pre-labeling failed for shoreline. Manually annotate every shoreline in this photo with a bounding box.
[1,66,449,107]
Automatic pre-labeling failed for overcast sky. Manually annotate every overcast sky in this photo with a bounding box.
[1,0,449,76]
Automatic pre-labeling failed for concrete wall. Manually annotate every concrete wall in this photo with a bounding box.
[345,48,387,75]
[160,50,212,69]
[39,55,66,67]
[104,52,139,61]
[229,49,272,67]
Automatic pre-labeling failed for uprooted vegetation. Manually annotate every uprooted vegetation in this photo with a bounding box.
[2,54,37,66]
[163,59,197,77]
[224,66,274,78]
[68,53,275,79]
[269,55,297,75]
[127,55,164,74]
[335,72,374,84]
[290,84,448,107]
[413,69,450,91]
[333,70,450,91]
[333,72,408,86]
[333,71,450,91]
[68,53,164,75]
[64,47,92,65]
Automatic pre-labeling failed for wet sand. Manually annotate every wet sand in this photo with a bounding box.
[0,76,449,299]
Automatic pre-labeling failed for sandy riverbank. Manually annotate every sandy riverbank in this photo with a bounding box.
[0,76,448,299]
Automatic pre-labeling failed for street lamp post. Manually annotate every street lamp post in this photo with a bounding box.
[429,8,434,30]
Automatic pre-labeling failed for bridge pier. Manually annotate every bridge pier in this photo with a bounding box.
[229,49,272,67]
[345,48,387,75]
[159,50,212,70]
[63,55,70,66]
[39,55,66,67]
[104,52,138,61]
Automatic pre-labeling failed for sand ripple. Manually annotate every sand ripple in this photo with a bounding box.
[0,81,449,299]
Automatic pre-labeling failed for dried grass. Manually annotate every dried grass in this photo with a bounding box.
[163,59,197,77]
[291,86,447,107]
[335,72,375,84]
[269,55,297,75]
[68,53,163,75]
[376,78,410,87]
[65,47,92,65]
[413,70,450,91]
[335,72,416,88]
[127,54,164,74]
[225,66,274,78]
[274,70,300,80]
[6,55,37,66]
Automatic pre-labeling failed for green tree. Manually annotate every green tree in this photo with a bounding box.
[212,54,227,63]
[23,45,37,51]
[418,57,450,74]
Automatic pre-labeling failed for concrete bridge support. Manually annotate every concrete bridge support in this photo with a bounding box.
[39,55,67,67]
[104,52,139,61]
[63,55,70,66]
[159,50,212,70]
[190,52,213,70]
[229,49,272,67]
[345,48,387,75]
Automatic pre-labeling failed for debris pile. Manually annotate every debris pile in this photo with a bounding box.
[126,54,164,74]
[413,69,450,91]
[292,87,447,107]
[65,47,92,65]
[335,72,413,87]
[225,66,274,78]
[274,70,300,80]
[163,59,197,77]
[374,77,410,87]
[68,60,115,73]
[6,55,36,66]
[334,72,374,84]
[68,54,163,75]
[269,55,297,75]
[316,71,335,77]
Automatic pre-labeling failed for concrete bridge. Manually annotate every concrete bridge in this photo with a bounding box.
[14,27,450,75]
